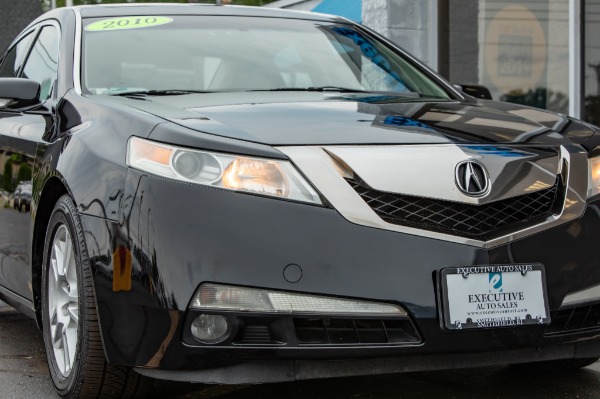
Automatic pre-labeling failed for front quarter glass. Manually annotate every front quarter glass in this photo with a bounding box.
[0,32,35,78]
[21,25,60,101]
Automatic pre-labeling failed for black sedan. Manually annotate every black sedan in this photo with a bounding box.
[1,4,600,399]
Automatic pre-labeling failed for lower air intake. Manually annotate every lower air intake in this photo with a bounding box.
[545,304,600,335]
[294,318,421,345]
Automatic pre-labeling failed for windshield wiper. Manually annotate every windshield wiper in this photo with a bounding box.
[110,89,214,97]
[248,86,370,93]
[247,87,421,97]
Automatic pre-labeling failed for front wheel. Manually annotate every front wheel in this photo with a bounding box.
[41,195,152,398]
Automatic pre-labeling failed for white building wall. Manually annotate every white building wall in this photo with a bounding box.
[265,0,322,11]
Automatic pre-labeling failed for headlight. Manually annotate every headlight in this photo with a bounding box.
[588,156,600,198]
[127,137,322,205]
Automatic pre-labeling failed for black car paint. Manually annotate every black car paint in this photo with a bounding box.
[95,92,600,147]
[81,170,600,368]
[0,4,599,376]
[0,78,41,109]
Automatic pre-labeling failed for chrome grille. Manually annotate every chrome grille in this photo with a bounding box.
[347,177,562,240]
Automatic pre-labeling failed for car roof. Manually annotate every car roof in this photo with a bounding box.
[74,3,346,23]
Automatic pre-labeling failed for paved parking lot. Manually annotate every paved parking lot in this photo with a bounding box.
[2,300,600,399]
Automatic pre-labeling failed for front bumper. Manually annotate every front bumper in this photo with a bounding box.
[134,340,600,384]
[80,169,600,381]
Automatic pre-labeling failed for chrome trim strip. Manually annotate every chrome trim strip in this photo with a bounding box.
[73,8,83,95]
[323,145,559,205]
[44,20,63,102]
[562,285,600,307]
[278,144,588,248]
[356,24,464,101]
[65,121,91,135]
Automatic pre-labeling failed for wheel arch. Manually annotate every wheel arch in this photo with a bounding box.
[32,176,68,328]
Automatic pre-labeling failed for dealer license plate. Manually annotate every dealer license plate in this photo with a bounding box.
[441,264,550,330]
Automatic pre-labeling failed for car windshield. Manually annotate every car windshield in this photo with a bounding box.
[81,15,450,99]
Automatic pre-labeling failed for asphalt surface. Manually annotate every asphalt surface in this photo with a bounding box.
[2,300,600,399]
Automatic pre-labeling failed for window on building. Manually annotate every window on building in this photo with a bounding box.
[447,0,569,115]
[585,0,600,125]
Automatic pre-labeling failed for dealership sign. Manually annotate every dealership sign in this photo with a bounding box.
[441,264,550,330]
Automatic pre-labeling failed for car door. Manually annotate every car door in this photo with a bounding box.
[0,22,60,301]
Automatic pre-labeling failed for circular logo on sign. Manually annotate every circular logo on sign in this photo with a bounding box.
[483,5,547,95]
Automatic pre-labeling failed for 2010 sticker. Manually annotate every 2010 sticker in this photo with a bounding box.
[85,16,173,32]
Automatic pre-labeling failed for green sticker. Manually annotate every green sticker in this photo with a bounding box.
[85,16,173,32]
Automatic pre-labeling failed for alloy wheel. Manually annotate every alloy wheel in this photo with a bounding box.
[47,224,79,377]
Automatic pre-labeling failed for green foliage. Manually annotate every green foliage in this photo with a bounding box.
[17,164,32,183]
[2,160,13,192]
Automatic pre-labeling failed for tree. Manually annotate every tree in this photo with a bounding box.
[2,160,13,192]
[17,164,32,183]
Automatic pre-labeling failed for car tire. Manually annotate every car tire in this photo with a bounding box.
[41,195,153,399]
[509,357,599,373]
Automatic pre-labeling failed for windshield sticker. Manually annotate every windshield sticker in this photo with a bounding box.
[85,16,173,32]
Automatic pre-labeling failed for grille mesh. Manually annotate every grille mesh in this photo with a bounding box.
[347,177,561,240]
[545,304,600,335]
[230,317,421,346]
[294,318,420,345]
[240,325,272,344]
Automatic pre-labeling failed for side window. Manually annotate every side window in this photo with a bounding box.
[21,25,60,101]
[0,32,35,77]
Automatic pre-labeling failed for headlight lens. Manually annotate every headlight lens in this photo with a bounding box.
[127,137,322,205]
[588,156,600,198]
[222,157,288,197]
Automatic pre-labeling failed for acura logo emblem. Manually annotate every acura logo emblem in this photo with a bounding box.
[455,161,489,196]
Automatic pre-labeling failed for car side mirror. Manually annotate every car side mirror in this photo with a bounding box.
[454,84,493,100]
[0,78,41,110]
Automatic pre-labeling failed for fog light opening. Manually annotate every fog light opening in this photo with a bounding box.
[190,314,230,344]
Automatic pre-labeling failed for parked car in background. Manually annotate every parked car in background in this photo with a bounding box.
[13,181,32,212]
[1,4,600,399]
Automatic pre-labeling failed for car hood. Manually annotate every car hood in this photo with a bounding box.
[92,92,596,146]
